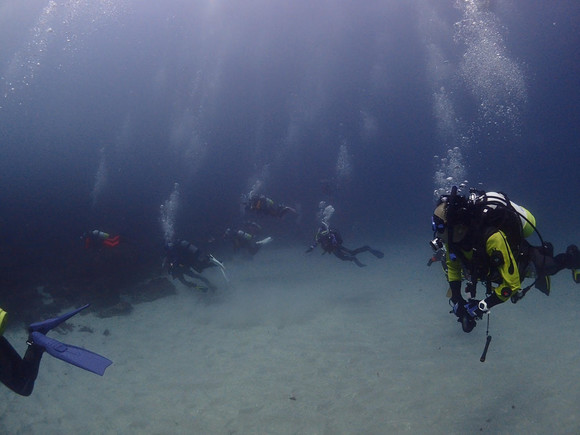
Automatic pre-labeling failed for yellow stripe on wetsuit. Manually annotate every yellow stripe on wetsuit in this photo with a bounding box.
[0,308,7,337]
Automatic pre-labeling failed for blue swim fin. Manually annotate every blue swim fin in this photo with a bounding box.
[29,304,90,335]
[30,331,112,376]
[28,304,112,375]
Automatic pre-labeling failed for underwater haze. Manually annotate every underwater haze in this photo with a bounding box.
[2,0,579,270]
[1,0,580,431]
[1,1,580,307]
[2,0,580,320]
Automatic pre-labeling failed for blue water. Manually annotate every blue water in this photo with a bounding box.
[2,2,580,433]
[1,0,579,325]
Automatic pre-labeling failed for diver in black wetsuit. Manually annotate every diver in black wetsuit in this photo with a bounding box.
[245,194,296,218]
[223,222,273,257]
[0,316,44,396]
[305,223,384,267]
[164,239,228,288]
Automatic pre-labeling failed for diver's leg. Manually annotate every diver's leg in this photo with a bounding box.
[0,337,44,396]
[176,273,192,287]
[18,343,44,396]
[247,243,260,256]
[561,245,580,269]
[529,243,565,276]
[277,205,296,218]
[526,243,568,294]
[177,271,205,289]
[187,270,216,291]
[334,249,366,267]
[349,245,384,259]
[0,336,22,392]
[532,243,580,273]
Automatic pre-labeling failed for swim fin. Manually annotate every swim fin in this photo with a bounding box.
[30,331,112,376]
[29,304,90,335]
[370,248,384,259]
[535,274,551,296]
[573,269,580,284]
[209,255,229,282]
[256,236,273,245]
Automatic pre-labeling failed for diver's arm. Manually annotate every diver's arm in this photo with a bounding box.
[0,336,43,396]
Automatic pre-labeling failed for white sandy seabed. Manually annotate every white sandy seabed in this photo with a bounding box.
[1,238,580,434]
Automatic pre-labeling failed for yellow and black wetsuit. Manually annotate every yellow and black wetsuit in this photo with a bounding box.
[447,230,521,304]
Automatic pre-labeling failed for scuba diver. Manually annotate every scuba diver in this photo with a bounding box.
[431,187,580,333]
[0,304,112,396]
[223,222,273,256]
[164,239,228,288]
[306,222,384,267]
[245,194,296,219]
[82,230,120,249]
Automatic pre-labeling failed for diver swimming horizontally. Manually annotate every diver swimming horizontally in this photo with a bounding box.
[82,230,121,249]
[223,221,273,257]
[164,239,228,288]
[306,222,384,267]
[244,194,296,219]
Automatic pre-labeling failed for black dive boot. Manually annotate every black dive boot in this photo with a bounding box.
[566,245,580,283]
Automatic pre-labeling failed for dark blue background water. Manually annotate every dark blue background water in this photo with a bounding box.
[1,0,579,315]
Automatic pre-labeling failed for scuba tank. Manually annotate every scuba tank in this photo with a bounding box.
[469,191,536,240]
[91,230,110,240]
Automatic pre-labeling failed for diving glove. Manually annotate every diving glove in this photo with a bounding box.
[465,299,488,319]
[450,299,478,333]
[451,299,467,318]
